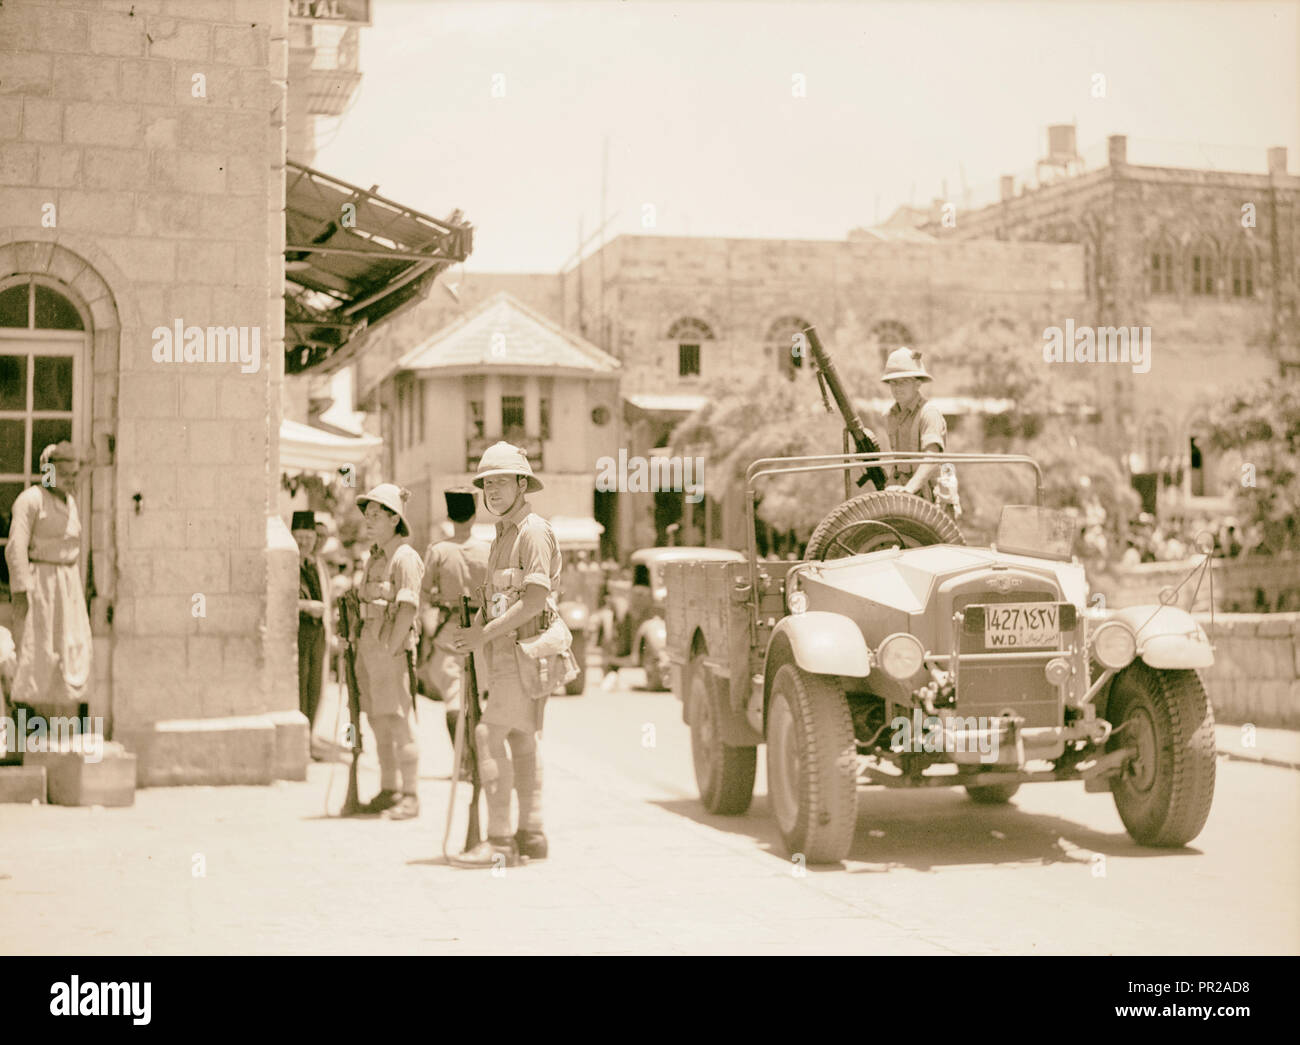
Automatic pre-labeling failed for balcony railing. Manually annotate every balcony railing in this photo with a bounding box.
[467,434,543,473]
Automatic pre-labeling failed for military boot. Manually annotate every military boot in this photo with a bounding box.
[515,829,548,860]
[449,836,520,869]
[383,792,419,820]
[359,788,399,814]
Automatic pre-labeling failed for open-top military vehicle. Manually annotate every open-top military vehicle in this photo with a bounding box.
[662,328,1217,865]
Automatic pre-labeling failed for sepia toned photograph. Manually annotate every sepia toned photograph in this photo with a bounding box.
[0,0,1296,976]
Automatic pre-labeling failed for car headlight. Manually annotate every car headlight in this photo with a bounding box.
[1091,621,1137,670]
[877,632,925,680]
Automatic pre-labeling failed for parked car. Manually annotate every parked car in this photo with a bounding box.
[664,450,1218,864]
[604,546,745,691]
[553,517,607,696]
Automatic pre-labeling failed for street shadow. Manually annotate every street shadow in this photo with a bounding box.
[652,787,1204,872]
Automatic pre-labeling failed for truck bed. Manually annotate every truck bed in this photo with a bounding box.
[663,558,802,713]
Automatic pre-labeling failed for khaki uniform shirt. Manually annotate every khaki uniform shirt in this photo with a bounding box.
[886,396,947,500]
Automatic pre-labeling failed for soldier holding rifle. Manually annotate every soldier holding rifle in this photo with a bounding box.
[352,483,424,821]
[420,488,489,771]
[448,442,566,868]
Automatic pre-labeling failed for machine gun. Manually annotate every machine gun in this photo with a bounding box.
[802,325,889,492]
[337,589,364,817]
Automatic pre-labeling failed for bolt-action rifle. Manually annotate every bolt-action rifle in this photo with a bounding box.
[337,589,364,816]
[802,325,889,492]
[442,595,484,860]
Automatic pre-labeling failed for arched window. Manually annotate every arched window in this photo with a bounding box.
[765,315,812,379]
[1148,234,1175,295]
[0,278,89,599]
[871,320,915,369]
[1189,237,1217,296]
[1229,243,1256,299]
[666,317,714,378]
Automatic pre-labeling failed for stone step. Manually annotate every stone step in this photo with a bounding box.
[0,765,46,804]
[23,740,136,807]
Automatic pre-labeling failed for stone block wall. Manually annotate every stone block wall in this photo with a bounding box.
[1194,612,1300,728]
[0,1,298,751]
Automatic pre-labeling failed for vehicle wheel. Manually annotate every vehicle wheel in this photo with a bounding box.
[964,782,1021,804]
[804,490,964,560]
[1106,663,1215,847]
[564,634,587,695]
[687,649,756,815]
[642,641,667,691]
[766,660,858,863]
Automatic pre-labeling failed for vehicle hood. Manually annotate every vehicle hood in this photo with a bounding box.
[797,544,1087,614]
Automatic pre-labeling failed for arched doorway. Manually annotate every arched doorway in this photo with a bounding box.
[0,276,92,630]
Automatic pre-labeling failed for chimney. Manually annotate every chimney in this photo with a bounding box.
[1000,175,1015,201]
[1108,135,1127,167]
[1268,146,1288,174]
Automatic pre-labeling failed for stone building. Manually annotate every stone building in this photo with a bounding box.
[926,131,1300,505]
[0,0,300,782]
[373,292,621,553]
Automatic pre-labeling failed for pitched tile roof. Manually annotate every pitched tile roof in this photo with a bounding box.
[396,291,620,374]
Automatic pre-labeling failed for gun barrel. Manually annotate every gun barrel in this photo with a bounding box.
[803,325,887,490]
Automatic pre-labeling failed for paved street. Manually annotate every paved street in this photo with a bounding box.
[2,666,1297,956]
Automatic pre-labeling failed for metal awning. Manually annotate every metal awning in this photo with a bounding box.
[284,161,472,374]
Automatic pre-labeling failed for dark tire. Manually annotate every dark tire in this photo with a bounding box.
[1106,664,1216,847]
[805,490,964,560]
[964,782,1021,804]
[687,649,756,815]
[766,660,858,863]
[642,641,667,692]
[564,634,587,695]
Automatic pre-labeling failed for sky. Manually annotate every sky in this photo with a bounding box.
[315,0,1300,273]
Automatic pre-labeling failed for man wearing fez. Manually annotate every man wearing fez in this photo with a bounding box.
[292,511,329,744]
[353,483,424,820]
[419,487,489,768]
[5,442,94,719]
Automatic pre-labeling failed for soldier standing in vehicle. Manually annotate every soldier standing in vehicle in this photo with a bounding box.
[420,487,489,771]
[880,347,947,501]
[353,483,424,820]
[448,442,560,868]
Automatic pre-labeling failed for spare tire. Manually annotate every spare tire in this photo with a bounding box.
[805,490,964,560]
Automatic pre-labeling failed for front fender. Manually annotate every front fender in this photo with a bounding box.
[636,616,666,655]
[1107,604,1214,669]
[768,612,871,678]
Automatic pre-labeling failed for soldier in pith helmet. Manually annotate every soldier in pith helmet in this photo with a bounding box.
[419,487,489,771]
[880,347,948,502]
[353,483,424,820]
[448,442,563,868]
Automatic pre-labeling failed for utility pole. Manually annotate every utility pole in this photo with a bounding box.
[600,134,609,352]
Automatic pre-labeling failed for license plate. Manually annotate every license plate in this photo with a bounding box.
[983,603,1060,648]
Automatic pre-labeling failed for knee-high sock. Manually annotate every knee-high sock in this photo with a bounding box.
[482,723,513,838]
[392,709,419,795]
[370,714,400,791]
[511,729,542,832]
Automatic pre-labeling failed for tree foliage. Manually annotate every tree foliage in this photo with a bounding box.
[1205,380,1300,554]
[671,349,890,539]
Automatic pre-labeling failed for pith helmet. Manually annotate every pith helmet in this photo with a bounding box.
[881,347,933,382]
[473,441,543,493]
[356,482,411,536]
